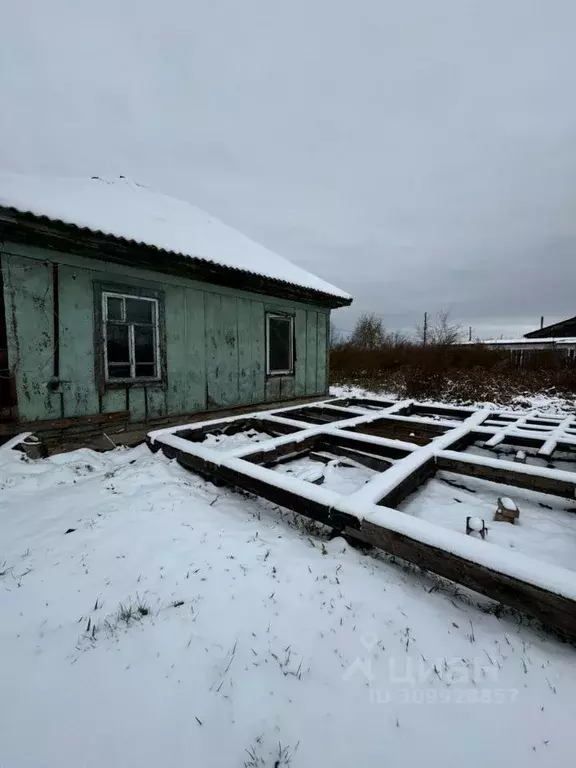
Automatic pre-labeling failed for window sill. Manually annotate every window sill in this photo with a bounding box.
[105,378,165,389]
[266,371,295,378]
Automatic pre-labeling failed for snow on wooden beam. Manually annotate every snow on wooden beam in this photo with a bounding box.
[345,418,448,446]
[395,402,477,421]
[151,436,358,530]
[0,432,33,453]
[326,397,397,410]
[436,451,576,498]
[538,416,575,458]
[240,430,413,469]
[484,413,534,447]
[344,518,576,640]
[314,442,394,472]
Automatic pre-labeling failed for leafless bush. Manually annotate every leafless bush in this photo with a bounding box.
[415,309,462,346]
[330,343,576,404]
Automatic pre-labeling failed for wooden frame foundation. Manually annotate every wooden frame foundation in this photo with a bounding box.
[149,397,576,641]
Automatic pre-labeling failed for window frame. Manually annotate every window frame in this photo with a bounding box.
[94,282,166,390]
[266,312,295,376]
[102,291,161,384]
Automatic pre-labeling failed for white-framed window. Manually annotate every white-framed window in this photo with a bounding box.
[102,291,160,382]
[266,313,294,375]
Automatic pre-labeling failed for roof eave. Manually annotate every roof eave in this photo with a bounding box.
[524,316,576,339]
[0,208,352,309]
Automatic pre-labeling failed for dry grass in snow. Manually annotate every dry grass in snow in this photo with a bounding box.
[1,442,576,766]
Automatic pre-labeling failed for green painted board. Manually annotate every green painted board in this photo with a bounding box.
[237,297,252,406]
[280,375,295,401]
[58,264,99,417]
[146,386,167,419]
[165,285,206,416]
[129,387,146,422]
[266,376,281,403]
[184,288,206,413]
[250,300,265,404]
[164,285,188,416]
[101,388,126,414]
[294,309,307,396]
[220,295,239,407]
[2,255,61,421]
[205,292,222,408]
[316,313,328,394]
[305,311,318,395]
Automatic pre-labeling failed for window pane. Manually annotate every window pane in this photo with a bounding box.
[134,326,155,363]
[106,323,129,363]
[108,364,131,379]
[106,296,123,321]
[269,317,292,372]
[135,363,156,378]
[126,298,153,324]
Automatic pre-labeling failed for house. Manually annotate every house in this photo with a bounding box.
[524,316,576,339]
[461,314,576,366]
[464,315,576,356]
[0,174,351,438]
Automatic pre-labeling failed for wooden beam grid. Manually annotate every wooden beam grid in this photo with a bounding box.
[148,398,576,640]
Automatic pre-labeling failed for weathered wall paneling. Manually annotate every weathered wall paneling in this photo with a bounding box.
[2,254,60,420]
[1,242,330,423]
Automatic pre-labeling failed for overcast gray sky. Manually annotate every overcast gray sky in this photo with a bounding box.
[1,0,576,339]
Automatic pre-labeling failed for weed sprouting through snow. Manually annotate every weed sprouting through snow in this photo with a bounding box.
[78,594,151,648]
[243,738,292,768]
[116,595,151,626]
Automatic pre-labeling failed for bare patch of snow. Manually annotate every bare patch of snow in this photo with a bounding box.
[273,455,377,495]
[400,470,576,572]
[201,429,270,452]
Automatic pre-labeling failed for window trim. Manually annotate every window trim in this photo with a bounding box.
[94,282,166,391]
[102,291,161,384]
[266,313,295,376]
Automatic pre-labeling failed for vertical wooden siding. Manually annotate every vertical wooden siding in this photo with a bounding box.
[1,254,61,420]
[1,245,331,423]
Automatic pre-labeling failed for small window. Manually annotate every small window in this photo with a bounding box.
[266,314,294,375]
[102,292,160,382]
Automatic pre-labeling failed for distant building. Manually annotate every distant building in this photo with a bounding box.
[525,316,576,339]
[462,314,576,358]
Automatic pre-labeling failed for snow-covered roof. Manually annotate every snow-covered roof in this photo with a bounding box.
[0,173,351,303]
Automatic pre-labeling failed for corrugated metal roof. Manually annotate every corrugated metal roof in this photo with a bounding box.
[0,173,351,302]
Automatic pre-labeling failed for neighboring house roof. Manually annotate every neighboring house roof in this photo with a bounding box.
[463,337,576,346]
[524,316,576,339]
[0,173,351,307]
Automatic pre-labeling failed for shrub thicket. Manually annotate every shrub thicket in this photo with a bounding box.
[330,343,576,404]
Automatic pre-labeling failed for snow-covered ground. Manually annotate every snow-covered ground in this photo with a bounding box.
[201,428,271,453]
[330,384,576,415]
[273,455,377,495]
[2,437,576,767]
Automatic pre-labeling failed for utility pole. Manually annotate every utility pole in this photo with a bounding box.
[469,326,472,342]
[540,316,544,329]
[423,312,428,345]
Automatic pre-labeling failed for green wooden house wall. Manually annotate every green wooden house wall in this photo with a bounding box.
[0,240,330,424]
